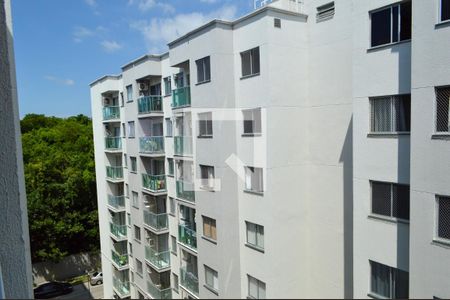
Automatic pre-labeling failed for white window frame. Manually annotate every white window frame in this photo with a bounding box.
[248,275,266,299]
[245,166,264,194]
[200,165,215,190]
[198,112,213,137]
[128,121,135,138]
[246,221,264,251]
[204,265,219,292]
[196,56,211,84]
[126,84,133,102]
[241,47,260,77]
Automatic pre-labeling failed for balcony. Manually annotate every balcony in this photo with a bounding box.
[178,224,197,250]
[103,106,120,121]
[138,96,163,115]
[180,267,199,296]
[111,249,128,269]
[145,246,170,270]
[172,87,191,109]
[143,210,168,232]
[105,137,122,151]
[139,136,164,155]
[106,166,123,181]
[147,280,172,299]
[142,174,166,194]
[113,276,130,298]
[107,195,125,211]
[110,222,127,241]
[174,136,193,156]
[176,180,195,202]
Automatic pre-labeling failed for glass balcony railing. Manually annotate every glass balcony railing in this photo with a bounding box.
[174,136,193,156]
[108,195,125,210]
[139,136,164,154]
[105,137,122,150]
[178,224,197,250]
[180,267,199,296]
[142,174,166,193]
[145,246,170,270]
[172,86,191,108]
[138,96,163,114]
[176,180,195,202]
[143,210,168,231]
[147,280,172,299]
[110,222,127,240]
[113,276,130,297]
[111,249,128,268]
[106,166,123,180]
[103,106,120,120]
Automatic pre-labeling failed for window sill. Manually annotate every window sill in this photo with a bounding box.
[128,137,135,139]
[368,214,409,225]
[171,251,177,256]
[127,100,133,103]
[245,243,265,253]
[195,80,211,86]
[367,39,411,52]
[130,171,137,174]
[202,235,217,245]
[240,73,260,80]
[432,238,450,248]
[198,135,213,139]
[164,94,172,98]
[243,189,264,196]
[436,19,450,28]
[132,205,140,210]
[432,133,450,140]
[134,239,141,244]
[199,186,215,192]
[242,133,262,137]
[167,174,174,178]
[367,292,388,299]
[367,132,410,138]
[165,135,173,138]
[203,284,219,296]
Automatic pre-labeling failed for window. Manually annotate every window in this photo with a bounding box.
[204,265,219,292]
[127,121,135,138]
[203,216,217,241]
[246,221,264,250]
[130,157,137,173]
[126,184,130,198]
[131,271,134,283]
[245,167,264,194]
[169,197,175,215]
[370,1,411,47]
[171,235,177,254]
[126,85,133,102]
[196,56,211,83]
[198,112,213,137]
[164,76,172,96]
[134,225,141,241]
[437,196,450,241]
[124,154,128,168]
[371,181,410,220]
[241,47,260,77]
[120,92,124,107]
[441,0,450,22]
[165,118,173,137]
[274,18,281,28]
[248,275,266,299]
[168,158,174,176]
[127,213,131,225]
[129,242,133,257]
[370,95,411,133]
[243,108,262,135]
[370,261,409,299]
[173,273,179,292]
[122,123,126,137]
[136,259,143,276]
[435,86,450,133]
[200,165,215,190]
[132,191,139,208]
[316,2,335,22]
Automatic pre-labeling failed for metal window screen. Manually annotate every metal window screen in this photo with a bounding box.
[371,95,410,132]
[436,87,450,133]
[392,184,410,220]
[438,196,450,240]
[372,182,391,217]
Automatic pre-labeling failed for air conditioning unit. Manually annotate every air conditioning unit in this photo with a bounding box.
[148,239,155,247]
[139,83,148,91]
[103,97,111,105]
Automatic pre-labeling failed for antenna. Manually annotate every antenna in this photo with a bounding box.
[254,0,273,10]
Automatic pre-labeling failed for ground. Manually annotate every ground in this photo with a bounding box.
[52,282,103,299]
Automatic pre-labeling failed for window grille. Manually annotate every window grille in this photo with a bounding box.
[316,2,335,22]
[370,95,410,133]
[436,87,450,133]
[438,196,450,240]
[371,181,409,220]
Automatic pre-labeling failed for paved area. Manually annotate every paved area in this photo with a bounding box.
[53,282,103,299]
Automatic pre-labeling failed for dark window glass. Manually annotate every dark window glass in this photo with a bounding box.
[400,1,412,41]
[371,8,391,47]
[438,197,450,240]
[442,0,450,21]
[251,48,260,74]
[392,6,399,42]
[372,182,391,216]
[372,181,410,220]
[394,268,409,299]
[436,87,450,133]
[241,51,252,77]
[392,184,410,220]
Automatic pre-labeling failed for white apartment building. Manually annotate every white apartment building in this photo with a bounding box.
[90,0,450,298]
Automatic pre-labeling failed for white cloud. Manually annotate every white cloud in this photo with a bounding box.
[200,0,218,3]
[85,0,97,7]
[130,5,237,52]
[73,26,95,43]
[129,0,175,14]
[44,75,75,86]
[101,40,123,53]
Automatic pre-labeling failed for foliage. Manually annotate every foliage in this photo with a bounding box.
[21,114,99,263]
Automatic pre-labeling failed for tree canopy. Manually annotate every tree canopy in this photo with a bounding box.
[21,114,99,262]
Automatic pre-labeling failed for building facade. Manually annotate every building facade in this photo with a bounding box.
[90,0,450,298]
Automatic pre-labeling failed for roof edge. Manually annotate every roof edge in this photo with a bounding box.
[89,74,122,87]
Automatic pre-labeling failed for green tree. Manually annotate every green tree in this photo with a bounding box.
[21,114,99,262]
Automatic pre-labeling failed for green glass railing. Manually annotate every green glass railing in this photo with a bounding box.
[105,137,122,150]
[103,106,120,120]
[143,210,168,231]
[180,267,199,296]
[106,166,123,180]
[174,136,193,156]
[178,224,197,250]
[110,222,127,240]
[108,195,125,210]
[138,96,163,114]
[176,180,195,202]
[145,246,170,270]
[139,136,164,154]
[147,280,172,299]
[172,87,191,108]
[142,174,166,193]
[113,276,130,297]
[111,249,128,268]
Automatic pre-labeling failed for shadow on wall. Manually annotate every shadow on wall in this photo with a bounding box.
[32,252,101,285]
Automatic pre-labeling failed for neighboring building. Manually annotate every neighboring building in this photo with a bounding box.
[0,0,34,298]
[90,0,450,298]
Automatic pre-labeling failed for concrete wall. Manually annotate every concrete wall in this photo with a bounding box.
[0,0,34,298]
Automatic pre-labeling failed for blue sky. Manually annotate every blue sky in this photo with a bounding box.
[12,0,254,118]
